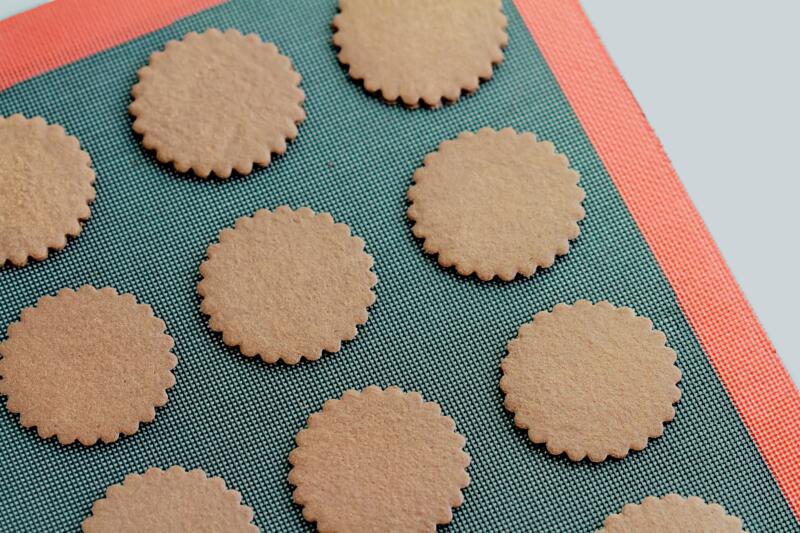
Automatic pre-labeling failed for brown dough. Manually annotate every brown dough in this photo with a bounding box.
[333,0,508,107]
[500,300,681,462]
[408,128,585,280]
[0,286,177,445]
[130,28,305,178]
[82,466,258,532]
[598,494,747,532]
[0,114,95,267]
[198,206,377,364]
[288,386,470,532]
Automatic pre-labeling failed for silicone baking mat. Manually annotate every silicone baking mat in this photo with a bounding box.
[1,0,798,531]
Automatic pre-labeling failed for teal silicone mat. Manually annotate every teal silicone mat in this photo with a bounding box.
[0,1,797,531]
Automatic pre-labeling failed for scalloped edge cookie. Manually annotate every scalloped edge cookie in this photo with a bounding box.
[500,300,681,462]
[408,128,585,281]
[82,466,258,532]
[0,114,95,267]
[288,386,470,531]
[130,28,305,178]
[598,494,747,532]
[333,0,508,107]
[198,206,377,364]
[0,285,176,445]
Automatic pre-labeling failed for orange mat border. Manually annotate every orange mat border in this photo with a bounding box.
[1,0,798,520]
[514,0,800,519]
[0,0,225,91]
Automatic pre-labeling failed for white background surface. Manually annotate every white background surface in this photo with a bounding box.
[2,1,798,385]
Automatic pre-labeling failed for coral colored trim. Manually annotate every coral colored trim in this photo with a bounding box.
[0,0,226,92]
[514,0,800,519]
[1,0,797,519]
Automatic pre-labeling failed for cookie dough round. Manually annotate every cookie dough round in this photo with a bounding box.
[408,128,585,280]
[130,28,305,178]
[0,114,95,267]
[82,466,258,532]
[500,300,681,462]
[333,0,508,107]
[598,495,746,533]
[0,286,177,445]
[198,206,377,364]
[288,386,470,531]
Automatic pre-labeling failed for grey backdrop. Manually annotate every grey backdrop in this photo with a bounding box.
[582,0,800,385]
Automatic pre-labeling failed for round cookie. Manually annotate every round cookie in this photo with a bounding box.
[288,386,470,531]
[0,286,177,445]
[333,0,508,107]
[407,128,585,281]
[500,300,681,462]
[198,206,377,364]
[0,114,95,267]
[598,494,746,532]
[130,28,305,178]
[82,466,258,532]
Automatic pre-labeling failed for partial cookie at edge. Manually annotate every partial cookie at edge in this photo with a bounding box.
[288,386,470,531]
[598,494,747,532]
[333,0,508,107]
[82,466,258,532]
[0,114,95,267]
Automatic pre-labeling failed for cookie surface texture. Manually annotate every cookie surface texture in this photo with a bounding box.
[0,114,95,267]
[408,128,585,280]
[0,286,177,445]
[598,494,747,533]
[82,466,258,532]
[333,0,508,106]
[500,300,681,462]
[198,206,377,364]
[130,28,305,178]
[288,386,470,532]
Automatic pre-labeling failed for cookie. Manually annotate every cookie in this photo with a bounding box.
[0,114,95,267]
[0,286,176,445]
[82,466,258,532]
[333,0,507,107]
[407,128,585,281]
[598,494,746,532]
[500,301,681,462]
[130,29,305,178]
[288,386,470,532]
[198,206,377,364]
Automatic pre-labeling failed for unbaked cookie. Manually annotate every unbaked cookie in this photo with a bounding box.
[288,386,470,531]
[0,286,176,445]
[82,466,258,532]
[598,494,746,532]
[408,128,585,280]
[333,0,508,107]
[198,206,377,364]
[130,29,305,178]
[0,114,95,267]
[500,301,681,462]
